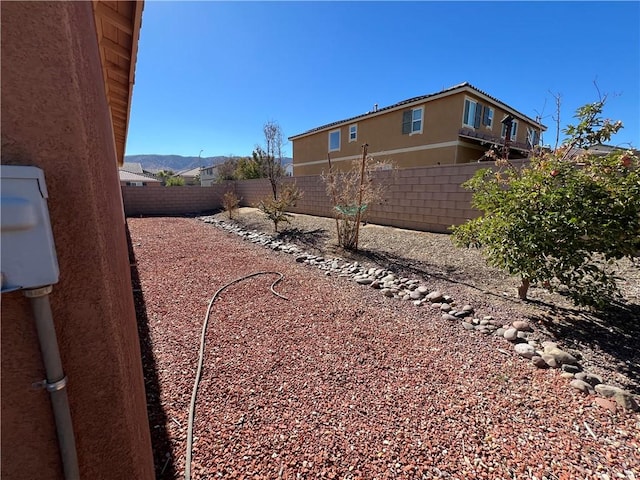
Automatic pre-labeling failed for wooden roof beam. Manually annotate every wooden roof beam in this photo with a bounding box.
[101,37,131,61]
[95,2,133,35]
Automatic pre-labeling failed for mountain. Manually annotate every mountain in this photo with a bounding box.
[125,154,294,174]
[124,154,229,173]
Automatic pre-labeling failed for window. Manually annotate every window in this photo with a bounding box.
[463,99,478,128]
[329,129,341,152]
[501,119,518,141]
[402,107,423,135]
[349,124,357,142]
[482,107,494,127]
[527,127,540,147]
[463,98,493,129]
[126,181,144,187]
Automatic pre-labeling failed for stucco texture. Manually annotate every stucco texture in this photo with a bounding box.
[1,2,153,479]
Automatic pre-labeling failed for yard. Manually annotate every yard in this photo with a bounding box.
[127,213,639,479]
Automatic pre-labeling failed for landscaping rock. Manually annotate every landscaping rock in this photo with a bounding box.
[512,320,532,332]
[574,372,603,387]
[593,397,617,413]
[613,392,640,411]
[514,343,536,359]
[570,379,595,394]
[561,364,581,374]
[531,356,548,368]
[503,328,518,341]
[355,277,373,285]
[410,290,423,300]
[594,384,623,398]
[546,348,578,366]
[541,354,559,368]
[426,291,444,302]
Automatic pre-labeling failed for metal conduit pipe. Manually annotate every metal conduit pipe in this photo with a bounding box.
[24,285,80,480]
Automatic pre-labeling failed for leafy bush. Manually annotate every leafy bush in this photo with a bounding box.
[165,176,185,187]
[452,99,639,308]
[257,183,301,232]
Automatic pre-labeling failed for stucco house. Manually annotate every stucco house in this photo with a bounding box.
[289,82,546,176]
[175,166,202,185]
[119,170,162,187]
[2,2,154,479]
[200,165,219,186]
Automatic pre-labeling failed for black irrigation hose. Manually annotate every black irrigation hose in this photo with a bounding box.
[185,272,288,480]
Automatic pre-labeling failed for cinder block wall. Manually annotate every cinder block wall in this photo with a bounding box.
[122,184,230,216]
[122,161,526,233]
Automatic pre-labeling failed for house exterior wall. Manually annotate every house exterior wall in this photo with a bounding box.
[292,89,542,176]
[1,2,154,479]
[121,180,162,187]
[200,166,218,186]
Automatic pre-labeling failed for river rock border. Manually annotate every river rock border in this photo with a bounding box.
[199,216,639,412]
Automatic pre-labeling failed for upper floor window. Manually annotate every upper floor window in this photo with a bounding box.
[501,119,518,141]
[329,129,341,152]
[483,107,494,127]
[349,124,357,142]
[463,98,493,128]
[402,107,423,135]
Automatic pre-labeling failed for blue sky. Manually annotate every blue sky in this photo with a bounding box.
[126,1,640,158]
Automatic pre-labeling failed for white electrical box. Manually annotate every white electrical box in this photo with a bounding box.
[1,165,59,291]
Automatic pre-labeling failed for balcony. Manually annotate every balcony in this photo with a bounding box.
[458,127,531,153]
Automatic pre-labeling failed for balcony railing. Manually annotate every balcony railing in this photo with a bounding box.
[458,127,531,152]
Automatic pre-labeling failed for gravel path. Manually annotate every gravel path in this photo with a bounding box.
[128,217,639,480]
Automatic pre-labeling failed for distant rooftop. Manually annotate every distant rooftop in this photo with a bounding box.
[120,162,144,174]
[119,170,160,182]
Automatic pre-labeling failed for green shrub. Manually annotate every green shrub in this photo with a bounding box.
[165,176,185,187]
[452,99,639,308]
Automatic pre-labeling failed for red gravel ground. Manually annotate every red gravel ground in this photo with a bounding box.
[128,217,639,480]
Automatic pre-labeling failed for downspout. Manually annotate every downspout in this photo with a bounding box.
[25,285,80,480]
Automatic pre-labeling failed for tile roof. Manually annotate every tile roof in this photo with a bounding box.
[119,162,144,174]
[119,170,160,182]
[289,82,546,140]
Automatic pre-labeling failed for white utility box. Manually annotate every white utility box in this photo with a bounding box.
[1,165,59,291]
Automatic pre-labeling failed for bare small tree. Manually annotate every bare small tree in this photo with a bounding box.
[323,144,393,251]
[260,120,286,199]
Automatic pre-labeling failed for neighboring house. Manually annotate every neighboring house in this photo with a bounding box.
[200,165,219,186]
[120,161,144,174]
[566,144,639,159]
[2,2,154,479]
[289,82,547,176]
[119,170,162,187]
[175,166,202,185]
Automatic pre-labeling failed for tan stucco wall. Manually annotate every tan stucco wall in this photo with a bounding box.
[1,2,154,479]
[293,91,541,175]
